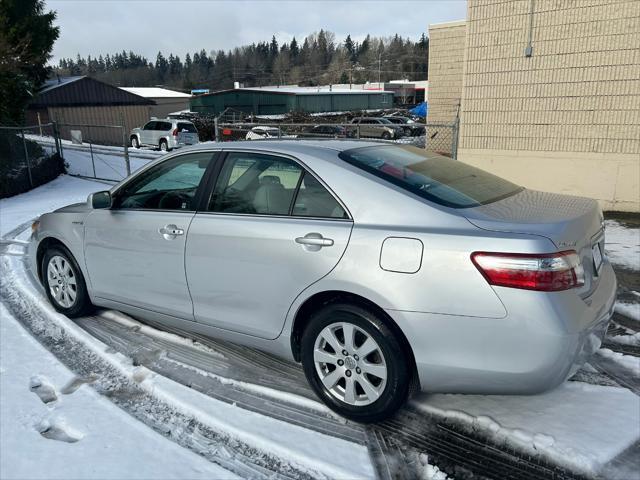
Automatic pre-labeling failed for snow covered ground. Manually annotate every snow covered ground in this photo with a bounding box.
[605,219,640,271]
[0,176,107,237]
[1,175,639,480]
[27,134,164,181]
[0,304,238,480]
[414,382,639,474]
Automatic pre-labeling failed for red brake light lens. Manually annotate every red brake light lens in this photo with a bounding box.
[172,128,178,136]
[471,251,585,292]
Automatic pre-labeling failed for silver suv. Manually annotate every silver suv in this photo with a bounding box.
[351,117,404,140]
[130,119,199,152]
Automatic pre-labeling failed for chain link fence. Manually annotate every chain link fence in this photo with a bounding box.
[54,123,134,181]
[0,123,64,198]
[213,119,459,158]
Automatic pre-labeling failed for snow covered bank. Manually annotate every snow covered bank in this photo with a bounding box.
[0,176,107,237]
[0,304,237,480]
[26,134,162,181]
[605,219,640,271]
[597,349,640,375]
[413,381,640,474]
[616,301,640,322]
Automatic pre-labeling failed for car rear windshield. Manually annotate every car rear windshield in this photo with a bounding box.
[177,122,197,133]
[338,145,523,208]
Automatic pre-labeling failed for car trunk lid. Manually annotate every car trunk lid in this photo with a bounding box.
[463,189,605,293]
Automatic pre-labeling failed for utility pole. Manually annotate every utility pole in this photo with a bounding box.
[378,51,382,90]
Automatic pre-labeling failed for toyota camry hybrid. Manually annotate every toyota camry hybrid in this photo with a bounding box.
[30,140,617,422]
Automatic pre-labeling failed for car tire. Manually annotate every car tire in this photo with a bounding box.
[42,245,93,318]
[381,131,391,140]
[130,136,139,148]
[159,139,169,152]
[301,302,411,423]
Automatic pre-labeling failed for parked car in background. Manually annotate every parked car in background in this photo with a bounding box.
[31,141,615,423]
[299,125,354,139]
[246,126,282,140]
[130,119,199,151]
[383,116,426,137]
[351,117,404,140]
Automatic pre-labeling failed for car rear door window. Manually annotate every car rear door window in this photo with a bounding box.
[292,172,347,219]
[339,145,523,208]
[209,152,303,215]
[208,152,347,219]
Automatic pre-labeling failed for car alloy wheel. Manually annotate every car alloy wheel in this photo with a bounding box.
[46,255,78,308]
[42,246,93,318]
[313,322,387,406]
[301,303,411,422]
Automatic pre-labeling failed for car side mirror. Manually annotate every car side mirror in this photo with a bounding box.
[88,191,112,209]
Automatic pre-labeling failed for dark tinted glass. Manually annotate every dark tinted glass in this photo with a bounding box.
[177,122,197,133]
[338,145,523,208]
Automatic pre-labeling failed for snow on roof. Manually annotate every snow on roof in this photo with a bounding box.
[119,87,191,98]
[240,85,393,95]
[40,76,85,94]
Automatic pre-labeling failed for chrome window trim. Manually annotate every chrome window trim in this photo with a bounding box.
[194,210,353,223]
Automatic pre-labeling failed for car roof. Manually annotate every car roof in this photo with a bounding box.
[186,139,384,156]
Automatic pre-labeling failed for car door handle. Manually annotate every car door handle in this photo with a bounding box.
[159,224,184,238]
[295,233,334,248]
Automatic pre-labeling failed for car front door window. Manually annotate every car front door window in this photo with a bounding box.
[115,152,213,211]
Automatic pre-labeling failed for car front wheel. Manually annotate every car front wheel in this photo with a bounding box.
[130,136,139,148]
[301,303,411,423]
[42,246,93,318]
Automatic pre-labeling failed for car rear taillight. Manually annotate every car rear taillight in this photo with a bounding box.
[471,251,585,292]
[172,128,178,136]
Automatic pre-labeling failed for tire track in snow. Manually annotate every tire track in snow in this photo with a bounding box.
[77,310,596,480]
[590,354,640,396]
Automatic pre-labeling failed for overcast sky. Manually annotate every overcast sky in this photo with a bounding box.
[47,0,467,64]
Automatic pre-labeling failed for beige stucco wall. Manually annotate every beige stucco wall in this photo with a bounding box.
[426,21,467,124]
[430,0,640,212]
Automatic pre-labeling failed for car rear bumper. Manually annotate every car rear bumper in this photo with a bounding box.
[387,261,617,394]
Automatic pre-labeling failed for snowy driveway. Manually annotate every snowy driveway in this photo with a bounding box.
[1,175,639,480]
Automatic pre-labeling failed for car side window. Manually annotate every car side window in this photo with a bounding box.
[292,172,347,219]
[143,121,156,130]
[209,152,303,215]
[114,152,213,211]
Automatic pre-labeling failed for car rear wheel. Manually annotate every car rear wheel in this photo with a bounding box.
[381,131,391,140]
[159,139,169,152]
[130,136,139,148]
[42,246,93,318]
[301,302,411,423]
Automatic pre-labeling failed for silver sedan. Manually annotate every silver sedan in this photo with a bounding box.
[30,141,617,422]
